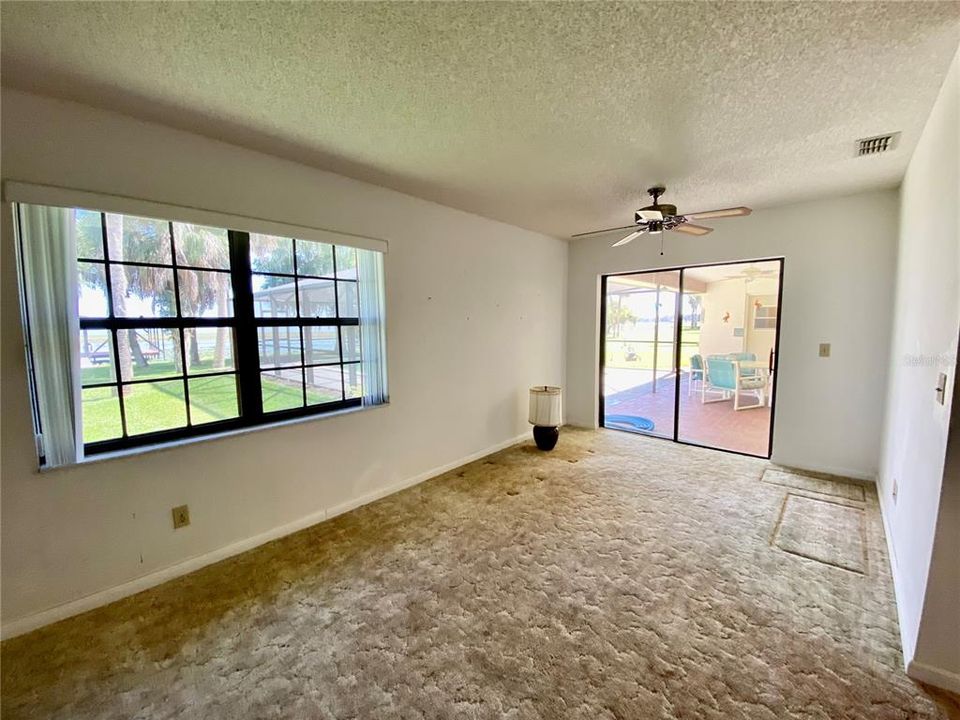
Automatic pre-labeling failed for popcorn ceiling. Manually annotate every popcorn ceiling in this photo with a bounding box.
[1,2,957,237]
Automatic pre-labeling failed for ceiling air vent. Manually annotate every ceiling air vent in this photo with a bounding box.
[856,132,900,157]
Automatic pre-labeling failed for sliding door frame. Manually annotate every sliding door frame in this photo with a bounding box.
[599,257,785,460]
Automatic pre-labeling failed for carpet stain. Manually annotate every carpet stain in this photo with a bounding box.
[1,429,957,720]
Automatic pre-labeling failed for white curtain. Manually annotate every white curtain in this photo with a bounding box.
[356,248,388,406]
[16,203,83,467]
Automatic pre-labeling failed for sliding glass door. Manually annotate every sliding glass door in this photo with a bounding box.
[601,271,679,439]
[601,259,783,458]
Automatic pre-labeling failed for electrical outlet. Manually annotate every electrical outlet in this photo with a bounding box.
[172,504,190,529]
[819,343,831,358]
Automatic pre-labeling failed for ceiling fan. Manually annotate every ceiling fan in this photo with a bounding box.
[572,186,752,253]
[725,264,777,284]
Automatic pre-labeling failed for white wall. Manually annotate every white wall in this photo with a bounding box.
[698,278,749,358]
[0,90,567,633]
[878,50,960,690]
[567,189,899,478]
[695,276,781,359]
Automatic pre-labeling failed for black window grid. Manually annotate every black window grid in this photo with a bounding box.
[249,238,358,407]
[70,214,362,455]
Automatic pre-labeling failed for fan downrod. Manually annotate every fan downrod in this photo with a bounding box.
[643,185,676,217]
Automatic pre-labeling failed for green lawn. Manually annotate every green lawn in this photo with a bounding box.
[605,341,700,371]
[81,372,341,444]
[81,387,124,443]
[81,358,231,385]
[604,327,701,370]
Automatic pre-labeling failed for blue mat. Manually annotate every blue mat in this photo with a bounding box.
[604,414,655,432]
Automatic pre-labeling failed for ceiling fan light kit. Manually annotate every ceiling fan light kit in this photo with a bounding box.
[572,186,752,254]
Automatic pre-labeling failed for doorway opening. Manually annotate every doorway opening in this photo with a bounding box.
[600,258,783,458]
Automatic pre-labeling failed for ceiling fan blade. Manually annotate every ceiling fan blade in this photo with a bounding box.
[684,206,752,220]
[672,223,713,236]
[612,229,646,247]
[636,209,663,222]
[570,224,638,239]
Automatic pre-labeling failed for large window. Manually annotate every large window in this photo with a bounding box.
[248,234,362,410]
[15,203,387,465]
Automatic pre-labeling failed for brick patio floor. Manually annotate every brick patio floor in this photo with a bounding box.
[603,370,772,457]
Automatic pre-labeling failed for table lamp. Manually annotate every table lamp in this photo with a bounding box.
[528,385,562,450]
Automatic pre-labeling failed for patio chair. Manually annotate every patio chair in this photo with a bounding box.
[729,352,758,376]
[688,354,705,397]
[702,357,766,410]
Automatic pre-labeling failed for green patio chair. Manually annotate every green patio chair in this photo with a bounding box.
[688,354,705,397]
[730,352,759,377]
[702,356,766,410]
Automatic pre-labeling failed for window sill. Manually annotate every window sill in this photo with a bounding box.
[39,400,389,473]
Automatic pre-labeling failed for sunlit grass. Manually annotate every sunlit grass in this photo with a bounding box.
[603,326,701,370]
[81,374,340,444]
[80,358,233,385]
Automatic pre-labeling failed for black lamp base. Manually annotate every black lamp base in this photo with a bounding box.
[533,425,559,451]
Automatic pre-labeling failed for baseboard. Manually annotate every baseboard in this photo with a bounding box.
[877,484,920,672]
[908,659,960,694]
[0,432,531,641]
[851,479,956,695]
[324,432,530,520]
[0,505,325,641]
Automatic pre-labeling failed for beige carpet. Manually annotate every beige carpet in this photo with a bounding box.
[773,494,867,575]
[761,467,867,502]
[2,429,958,719]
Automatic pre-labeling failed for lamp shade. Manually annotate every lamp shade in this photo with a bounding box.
[528,386,562,426]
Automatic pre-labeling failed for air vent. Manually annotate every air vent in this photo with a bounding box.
[856,132,900,157]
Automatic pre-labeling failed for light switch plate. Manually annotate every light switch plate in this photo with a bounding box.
[936,373,947,405]
[819,343,831,358]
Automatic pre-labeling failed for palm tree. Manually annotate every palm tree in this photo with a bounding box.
[82,216,233,375]
[606,303,637,339]
[685,294,703,329]
[104,214,133,395]
[174,224,231,369]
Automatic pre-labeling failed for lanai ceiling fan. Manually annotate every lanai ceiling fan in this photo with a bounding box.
[572,186,752,254]
[725,264,777,284]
